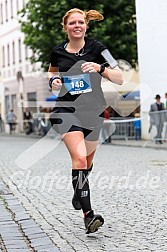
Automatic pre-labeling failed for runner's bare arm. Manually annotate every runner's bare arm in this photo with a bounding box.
[48,64,62,90]
[48,64,60,79]
[102,66,123,85]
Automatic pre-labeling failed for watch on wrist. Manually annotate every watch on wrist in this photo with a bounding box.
[98,64,105,74]
[49,76,61,89]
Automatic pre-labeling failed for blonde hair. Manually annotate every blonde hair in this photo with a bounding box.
[62,8,104,29]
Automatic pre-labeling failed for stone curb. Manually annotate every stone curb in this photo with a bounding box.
[0,179,60,252]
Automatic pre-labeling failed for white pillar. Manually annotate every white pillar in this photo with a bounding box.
[136,0,167,139]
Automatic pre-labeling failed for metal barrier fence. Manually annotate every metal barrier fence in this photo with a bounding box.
[100,111,167,142]
[111,117,135,140]
[101,117,136,141]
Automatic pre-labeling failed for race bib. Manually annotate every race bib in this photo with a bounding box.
[63,74,92,95]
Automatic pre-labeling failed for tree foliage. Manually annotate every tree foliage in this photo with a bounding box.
[19,0,137,71]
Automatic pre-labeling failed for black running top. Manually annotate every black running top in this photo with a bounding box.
[49,37,110,110]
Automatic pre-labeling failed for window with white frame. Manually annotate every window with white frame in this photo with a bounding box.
[5,96,10,116]
[11,94,17,113]
[2,46,5,67]
[16,0,19,13]
[0,3,3,24]
[25,46,28,60]
[27,92,37,113]
[5,0,8,22]
[7,44,10,66]
[10,0,13,18]
[18,39,22,63]
[12,41,15,64]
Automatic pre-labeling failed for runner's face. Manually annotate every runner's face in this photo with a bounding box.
[65,13,87,39]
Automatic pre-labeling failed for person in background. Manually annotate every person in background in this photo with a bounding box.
[7,109,16,134]
[0,114,4,133]
[48,8,123,234]
[38,107,51,136]
[164,92,167,141]
[165,92,167,109]
[23,108,33,135]
[133,113,141,140]
[149,94,165,144]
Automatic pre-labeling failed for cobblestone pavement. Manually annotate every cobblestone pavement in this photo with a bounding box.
[0,179,59,252]
[1,135,167,252]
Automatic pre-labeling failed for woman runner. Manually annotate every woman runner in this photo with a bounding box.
[48,8,123,234]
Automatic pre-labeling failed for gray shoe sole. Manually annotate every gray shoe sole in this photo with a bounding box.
[86,216,104,234]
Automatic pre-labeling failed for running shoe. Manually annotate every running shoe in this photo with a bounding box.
[84,210,104,234]
[72,194,82,210]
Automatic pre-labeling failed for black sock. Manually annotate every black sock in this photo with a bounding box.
[72,165,93,213]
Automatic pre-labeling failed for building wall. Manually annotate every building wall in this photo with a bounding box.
[136,0,167,139]
[0,0,51,132]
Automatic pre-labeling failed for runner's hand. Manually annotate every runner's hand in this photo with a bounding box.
[81,62,101,73]
[52,79,62,91]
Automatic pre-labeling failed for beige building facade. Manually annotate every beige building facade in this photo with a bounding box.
[0,0,51,132]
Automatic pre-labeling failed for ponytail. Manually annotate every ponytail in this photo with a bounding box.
[85,10,104,23]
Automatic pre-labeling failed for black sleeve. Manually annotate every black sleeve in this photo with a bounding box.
[49,50,58,67]
[96,40,107,53]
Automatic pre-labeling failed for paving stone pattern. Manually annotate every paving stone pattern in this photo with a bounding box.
[1,135,167,251]
[0,178,59,252]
